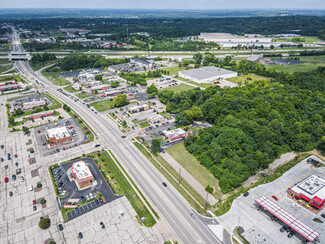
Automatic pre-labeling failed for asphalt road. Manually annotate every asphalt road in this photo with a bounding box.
[12,28,222,244]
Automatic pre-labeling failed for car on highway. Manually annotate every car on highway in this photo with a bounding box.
[190,213,196,219]
[243,192,249,197]
[75,207,79,214]
[4,177,8,183]
[33,200,36,205]
[0,145,4,149]
[33,206,37,211]
[78,232,83,239]
[0,158,4,162]
[9,191,13,197]
[100,222,105,229]
[162,182,167,187]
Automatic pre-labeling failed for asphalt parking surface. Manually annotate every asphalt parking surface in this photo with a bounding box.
[34,118,87,157]
[53,157,118,222]
[144,122,175,136]
[8,93,54,111]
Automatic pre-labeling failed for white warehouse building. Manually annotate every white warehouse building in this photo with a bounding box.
[178,66,237,84]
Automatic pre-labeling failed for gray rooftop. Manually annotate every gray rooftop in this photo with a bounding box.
[179,66,236,80]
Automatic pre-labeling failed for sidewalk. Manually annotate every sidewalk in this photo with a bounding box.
[159,151,218,205]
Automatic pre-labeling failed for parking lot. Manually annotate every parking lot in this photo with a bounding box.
[8,93,54,112]
[52,157,118,222]
[144,121,175,136]
[219,155,325,244]
[34,117,87,157]
[147,77,180,90]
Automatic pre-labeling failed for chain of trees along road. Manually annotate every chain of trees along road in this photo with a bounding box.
[158,64,325,193]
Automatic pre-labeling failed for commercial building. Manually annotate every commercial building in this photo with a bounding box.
[200,33,272,43]
[0,81,22,92]
[163,128,186,141]
[178,66,237,84]
[128,104,150,114]
[71,160,94,189]
[46,126,71,147]
[148,114,167,124]
[219,41,297,49]
[246,56,275,65]
[29,110,54,120]
[288,174,325,214]
[22,99,46,110]
[130,58,153,70]
[92,84,110,90]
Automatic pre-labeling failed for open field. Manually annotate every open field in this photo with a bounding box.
[63,86,77,93]
[75,92,90,99]
[161,83,195,93]
[226,73,271,84]
[161,66,187,76]
[166,142,220,199]
[270,55,325,73]
[42,71,70,86]
[90,99,115,112]
[30,59,59,71]
[273,36,323,44]
[133,141,207,212]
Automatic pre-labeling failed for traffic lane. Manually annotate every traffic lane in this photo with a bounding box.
[18,64,221,244]
[55,94,220,243]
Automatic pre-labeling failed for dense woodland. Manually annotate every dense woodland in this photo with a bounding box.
[57,55,129,71]
[9,16,325,40]
[159,67,325,193]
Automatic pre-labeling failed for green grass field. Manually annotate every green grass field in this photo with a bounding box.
[90,99,115,112]
[166,142,221,199]
[161,66,187,76]
[42,71,70,86]
[63,86,77,93]
[186,81,216,88]
[227,74,271,85]
[161,83,196,93]
[270,55,325,73]
[75,92,90,99]
[273,36,323,44]
[138,121,150,128]
[96,151,156,227]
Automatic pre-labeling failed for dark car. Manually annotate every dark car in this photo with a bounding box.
[81,196,86,202]
[75,207,79,214]
[58,224,63,231]
[12,175,16,181]
[243,192,249,197]
[121,136,126,138]
[0,145,4,149]
[162,182,167,187]
[74,187,78,192]
[33,206,37,211]
[95,199,99,205]
[9,191,13,197]
[0,158,3,162]
[78,232,83,239]
[280,226,287,233]
[100,222,105,229]
[56,149,60,152]
[15,162,18,167]
[321,213,325,218]
[95,144,101,147]
[288,231,295,238]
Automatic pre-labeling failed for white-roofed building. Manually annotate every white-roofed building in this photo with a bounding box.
[163,128,186,141]
[71,160,94,189]
[148,114,167,124]
[22,99,46,110]
[128,104,150,114]
[46,126,71,147]
[179,66,237,84]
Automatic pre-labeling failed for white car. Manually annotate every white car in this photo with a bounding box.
[89,193,93,199]
[20,176,24,182]
[29,185,33,191]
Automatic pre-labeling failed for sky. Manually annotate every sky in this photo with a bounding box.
[1,0,325,9]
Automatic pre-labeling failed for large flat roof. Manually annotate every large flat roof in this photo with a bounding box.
[291,174,325,200]
[179,66,236,80]
[46,126,70,139]
[255,196,320,242]
[71,160,93,181]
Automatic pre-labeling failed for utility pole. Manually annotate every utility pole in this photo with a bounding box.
[204,192,209,214]
[178,168,182,185]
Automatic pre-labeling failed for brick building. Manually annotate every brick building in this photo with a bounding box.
[46,126,71,147]
[71,161,94,189]
[29,110,54,120]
